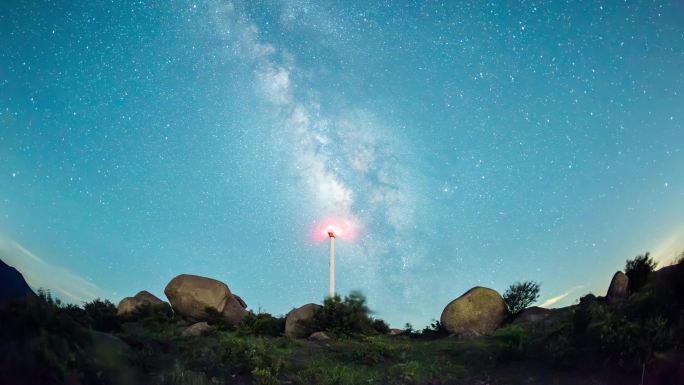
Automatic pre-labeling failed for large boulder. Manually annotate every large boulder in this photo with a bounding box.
[117,290,166,315]
[164,274,247,324]
[285,303,321,338]
[181,322,212,337]
[606,271,629,304]
[440,287,507,336]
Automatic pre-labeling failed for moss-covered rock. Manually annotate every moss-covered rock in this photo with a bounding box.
[164,274,247,324]
[117,290,166,315]
[606,271,629,304]
[285,303,321,338]
[440,287,508,336]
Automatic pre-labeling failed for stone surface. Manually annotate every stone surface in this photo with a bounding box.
[440,286,508,336]
[233,294,247,309]
[164,274,247,324]
[308,331,331,341]
[181,321,211,337]
[285,303,321,338]
[606,271,630,304]
[117,290,165,315]
[513,306,553,325]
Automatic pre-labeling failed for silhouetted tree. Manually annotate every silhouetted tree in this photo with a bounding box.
[625,252,657,293]
[306,291,386,336]
[504,281,540,315]
[83,298,120,332]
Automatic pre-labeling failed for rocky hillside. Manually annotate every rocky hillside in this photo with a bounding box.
[0,258,34,309]
[1,255,683,385]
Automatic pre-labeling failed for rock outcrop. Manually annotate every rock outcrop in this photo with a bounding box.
[285,303,321,338]
[440,287,507,336]
[164,274,247,324]
[513,306,553,325]
[513,305,577,329]
[233,294,247,309]
[308,331,330,341]
[117,290,166,315]
[606,271,629,304]
[181,321,212,337]
[0,259,35,309]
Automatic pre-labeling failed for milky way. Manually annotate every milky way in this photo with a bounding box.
[1,1,683,326]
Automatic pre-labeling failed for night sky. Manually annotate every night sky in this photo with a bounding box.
[1,1,683,327]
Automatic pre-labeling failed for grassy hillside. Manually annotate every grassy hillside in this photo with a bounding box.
[1,258,683,385]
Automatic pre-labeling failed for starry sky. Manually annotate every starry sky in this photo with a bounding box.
[1,1,683,327]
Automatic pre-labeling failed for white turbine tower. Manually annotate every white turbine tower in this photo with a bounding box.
[327,229,336,298]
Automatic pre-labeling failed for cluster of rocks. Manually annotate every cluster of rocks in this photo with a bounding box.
[118,274,328,339]
[117,274,248,336]
[437,269,632,336]
[116,267,634,338]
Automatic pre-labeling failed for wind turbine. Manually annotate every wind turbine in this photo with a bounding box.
[327,228,336,298]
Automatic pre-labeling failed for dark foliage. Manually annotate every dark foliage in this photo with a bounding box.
[83,298,121,332]
[237,311,286,337]
[371,318,390,334]
[503,281,540,315]
[625,252,657,293]
[0,289,129,385]
[124,302,175,326]
[417,320,448,339]
[306,291,387,337]
[204,307,235,331]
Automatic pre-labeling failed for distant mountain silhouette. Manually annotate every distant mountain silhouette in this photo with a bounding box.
[0,258,34,308]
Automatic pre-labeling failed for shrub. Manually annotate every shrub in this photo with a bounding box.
[252,367,281,385]
[625,252,657,293]
[293,365,362,385]
[126,302,175,325]
[350,336,397,365]
[503,281,540,315]
[599,313,671,368]
[544,327,578,369]
[237,312,286,337]
[418,320,448,339]
[83,298,121,332]
[371,318,390,334]
[307,291,387,336]
[0,289,104,384]
[493,325,530,360]
[204,307,235,331]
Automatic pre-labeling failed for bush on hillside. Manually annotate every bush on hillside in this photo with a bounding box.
[625,252,657,294]
[83,298,121,332]
[418,320,448,339]
[503,281,540,315]
[124,302,175,326]
[599,314,670,367]
[306,291,387,337]
[237,312,286,337]
[204,307,235,331]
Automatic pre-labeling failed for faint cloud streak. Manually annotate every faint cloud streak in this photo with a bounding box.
[650,229,684,266]
[0,233,107,303]
[539,285,584,308]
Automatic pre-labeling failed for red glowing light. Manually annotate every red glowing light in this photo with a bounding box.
[310,216,359,243]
